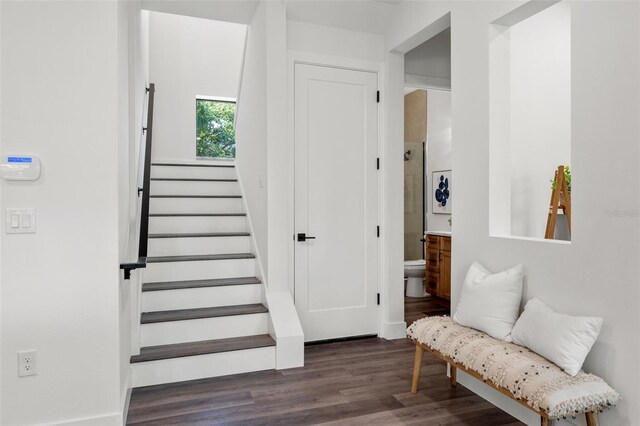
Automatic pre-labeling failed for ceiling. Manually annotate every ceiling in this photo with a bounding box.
[141,0,259,24]
[405,27,451,79]
[141,0,401,35]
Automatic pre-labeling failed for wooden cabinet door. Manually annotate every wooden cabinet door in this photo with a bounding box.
[425,273,439,296]
[440,251,451,300]
[427,235,441,250]
[426,249,440,273]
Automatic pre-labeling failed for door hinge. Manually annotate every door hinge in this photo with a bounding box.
[377,293,380,305]
[376,157,380,170]
[377,225,380,237]
[376,91,380,103]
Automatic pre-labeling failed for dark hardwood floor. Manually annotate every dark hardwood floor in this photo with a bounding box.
[127,296,523,425]
[404,295,451,325]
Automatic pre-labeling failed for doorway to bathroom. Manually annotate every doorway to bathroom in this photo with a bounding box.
[403,26,452,316]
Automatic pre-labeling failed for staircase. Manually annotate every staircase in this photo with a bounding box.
[130,162,275,388]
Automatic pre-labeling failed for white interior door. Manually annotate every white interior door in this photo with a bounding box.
[294,63,378,342]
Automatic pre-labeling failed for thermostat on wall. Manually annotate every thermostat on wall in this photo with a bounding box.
[0,155,41,181]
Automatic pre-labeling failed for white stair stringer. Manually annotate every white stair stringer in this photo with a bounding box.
[140,312,269,346]
[132,346,275,387]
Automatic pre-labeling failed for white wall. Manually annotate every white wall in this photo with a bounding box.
[236,1,268,277]
[240,4,396,341]
[235,0,304,368]
[264,0,290,292]
[508,3,571,239]
[148,11,246,161]
[425,90,452,233]
[119,0,150,416]
[117,0,133,416]
[235,0,290,288]
[0,1,4,420]
[287,20,385,62]
[383,50,408,338]
[284,18,406,337]
[387,1,640,425]
[0,1,123,424]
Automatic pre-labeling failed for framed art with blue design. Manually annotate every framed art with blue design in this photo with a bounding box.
[432,170,451,214]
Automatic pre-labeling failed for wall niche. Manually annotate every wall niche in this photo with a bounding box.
[489,1,571,242]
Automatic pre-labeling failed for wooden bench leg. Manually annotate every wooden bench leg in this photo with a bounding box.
[449,363,457,386]
[541,416,553,426]
[586,411,599,426]
[411,344,424,393]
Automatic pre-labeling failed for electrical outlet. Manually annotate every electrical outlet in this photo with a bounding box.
[18,350,37,377]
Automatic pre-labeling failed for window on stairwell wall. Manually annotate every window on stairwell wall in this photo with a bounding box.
[196,97,236,159]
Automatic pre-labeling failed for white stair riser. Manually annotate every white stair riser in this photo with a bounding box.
[151,166,236,180]
[151,180,240,196]
[149,216,248,234]
[150,197,243,214]
[144,259,255,282]
[132,346,275,388]
[141,313,269,346]
[142,284,262,311]
[148,236,251,256]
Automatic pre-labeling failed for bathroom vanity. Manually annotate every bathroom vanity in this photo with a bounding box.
[425,232,451,300]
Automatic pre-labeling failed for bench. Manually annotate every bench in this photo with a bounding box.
[407,316,619,426]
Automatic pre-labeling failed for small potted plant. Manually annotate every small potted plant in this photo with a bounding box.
[551,165,571,193]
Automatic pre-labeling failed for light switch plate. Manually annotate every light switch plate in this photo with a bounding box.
[6,208,36,234]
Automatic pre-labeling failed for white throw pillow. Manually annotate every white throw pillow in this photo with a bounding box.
[511,297,603,377]
[453,262,524,342]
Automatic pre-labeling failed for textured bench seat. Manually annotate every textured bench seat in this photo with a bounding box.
[407,316,619,426]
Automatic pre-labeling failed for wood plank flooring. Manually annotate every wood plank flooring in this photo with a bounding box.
[127,296,523,425]
[404,296,450,325]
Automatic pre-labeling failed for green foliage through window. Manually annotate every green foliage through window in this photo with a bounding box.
[196,99,236,158]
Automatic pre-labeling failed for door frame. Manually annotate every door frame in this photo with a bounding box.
[287,51,386,337]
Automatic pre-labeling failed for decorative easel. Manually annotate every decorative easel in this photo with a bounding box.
[544,165,571,239]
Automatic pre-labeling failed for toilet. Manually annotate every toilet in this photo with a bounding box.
[404,259,429,297]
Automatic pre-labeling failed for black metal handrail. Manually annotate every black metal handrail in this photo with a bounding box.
[121,83,155,280]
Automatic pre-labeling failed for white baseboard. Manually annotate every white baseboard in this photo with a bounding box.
[47,412,122,426]
[458,371,540,426]
[380,320,407,340]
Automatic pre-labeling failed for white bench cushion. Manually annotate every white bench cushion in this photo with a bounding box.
[407,316,620,419]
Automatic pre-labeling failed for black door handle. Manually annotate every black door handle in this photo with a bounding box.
[297,233,316,242]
